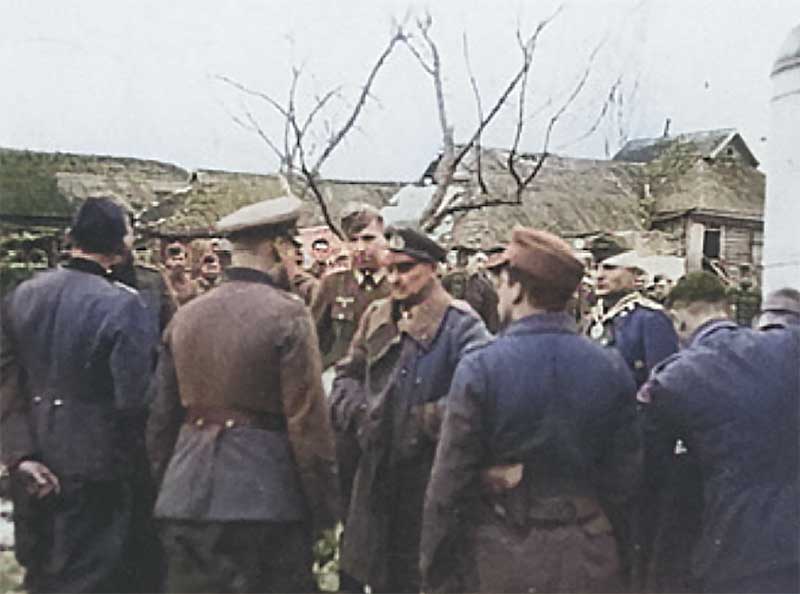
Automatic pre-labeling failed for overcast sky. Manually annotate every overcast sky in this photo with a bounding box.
[2,0,798,181]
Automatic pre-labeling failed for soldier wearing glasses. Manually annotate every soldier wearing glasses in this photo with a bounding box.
[332,226,489,593]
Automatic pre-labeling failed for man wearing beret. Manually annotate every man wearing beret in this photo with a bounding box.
[1,197,160,593]
[146,196,339,592]
[641,272,799,593]
[332,226,489,592]
[420,227,642,593]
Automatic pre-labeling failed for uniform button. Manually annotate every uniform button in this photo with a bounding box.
[415,377,422,385]
[336,314,345,320]
[600,338,609,346]
[33,396,42,404]
[400,368,408,376]
[225,419,235,429]
[634,359,645,369]
[53,399,63,407]
[195,418,205,427]
[620,311,628,318]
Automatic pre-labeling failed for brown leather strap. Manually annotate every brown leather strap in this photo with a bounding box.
[185,406,287,432]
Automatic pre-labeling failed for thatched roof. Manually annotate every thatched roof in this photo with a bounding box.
[442,149,645,249]
[651,158,765,221]
[144,169,406,237]
[0,147,190,224]
[613,128,758,168]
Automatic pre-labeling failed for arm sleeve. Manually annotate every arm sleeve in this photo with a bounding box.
[280,311,340,533]
[643,311,679,372]
[421,357,486,593]
[145,334,185,486]
[0,297,36,468]
[329,302,372,433]
[110,295,159,412]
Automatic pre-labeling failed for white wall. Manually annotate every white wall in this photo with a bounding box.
[764,26,800,294]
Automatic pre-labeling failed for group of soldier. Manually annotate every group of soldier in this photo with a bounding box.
[0,194,798,594]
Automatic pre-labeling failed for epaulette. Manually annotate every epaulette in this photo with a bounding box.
[113,281,139,295]
[633,295,665,311]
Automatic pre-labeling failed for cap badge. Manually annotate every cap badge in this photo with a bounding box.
[388,233,405,251]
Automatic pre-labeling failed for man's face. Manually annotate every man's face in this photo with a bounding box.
[386,253,435,301]
[491,267,518,329]
[596,263,636,297]
[164,242,187,271]
[199,251,221,281]
[348,218,385,270]
[311,241,331,264]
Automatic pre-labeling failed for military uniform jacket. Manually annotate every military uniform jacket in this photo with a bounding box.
[0,258,157,479]
[420,312,642,592]
[147,267,338,528]
[587,291,678,387]
[331,281,489,589]
[311,268,390,369]
[646,321,800,586]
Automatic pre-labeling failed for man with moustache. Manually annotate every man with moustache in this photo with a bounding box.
[332,226,489,593]
[1,197,159,593]
[420,228,641,593]
[147,196,339,593]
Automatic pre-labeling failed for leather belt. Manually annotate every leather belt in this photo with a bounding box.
[185,406,287,432]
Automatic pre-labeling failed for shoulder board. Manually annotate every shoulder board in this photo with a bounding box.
[633,295,665,311]
[650,351,682,376]
[112,281,139,295]
[135,263,159,272]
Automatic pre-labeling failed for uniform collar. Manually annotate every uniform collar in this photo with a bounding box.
[371,280,453,349]
[504,311,577,337]
[63,257,112,279]
[353,268,385,289]
[688,318,738,347]
[224,267,277,287]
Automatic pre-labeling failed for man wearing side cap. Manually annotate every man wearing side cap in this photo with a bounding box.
[332,226,489,593]
[147,196,339,592]
[420,227,641,593]
[1,197,160,593]
[642,272,799,593]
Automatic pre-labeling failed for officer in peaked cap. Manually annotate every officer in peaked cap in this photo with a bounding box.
[148,195,339,592]
[757,287,800,329]
[332,224,489,592]
[584,249,680,591]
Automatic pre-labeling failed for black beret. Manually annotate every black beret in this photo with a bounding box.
[666,271,728,307]
[385,226,446,263]
[68,197,128,255]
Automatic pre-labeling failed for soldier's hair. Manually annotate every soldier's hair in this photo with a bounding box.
[68,197,128,255]
[340,204,383,239]
[506,265,573,311]
[666,271,728,307]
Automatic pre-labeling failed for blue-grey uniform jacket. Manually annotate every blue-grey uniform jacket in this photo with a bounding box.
[646,320,799,588]
[331,281,489,590]
[421,312,642,592]
[1,258,157,479]
[588,292,679,387]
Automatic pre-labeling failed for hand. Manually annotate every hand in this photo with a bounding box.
[480,463,523,494]
[16,460,61,498]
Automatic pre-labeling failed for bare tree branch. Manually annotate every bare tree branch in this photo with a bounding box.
[216,74,289,119]
[463,32,487,194]
[310,28,404,174]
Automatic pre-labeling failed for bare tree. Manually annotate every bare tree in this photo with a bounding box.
[413,8,562,233]
[219,28,405,238]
